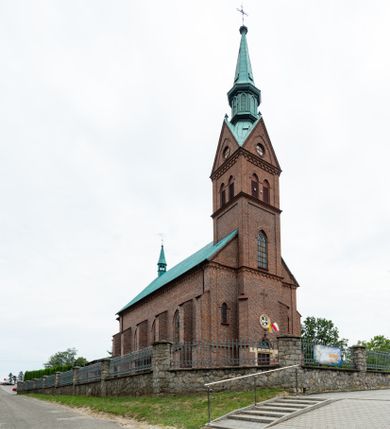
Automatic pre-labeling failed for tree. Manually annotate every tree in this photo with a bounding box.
[301,316,348,347]
[44,348,87,368]
[18,371,24,382]
[74,357,88,367]
[8,372,13,384]
[361,335,390,352]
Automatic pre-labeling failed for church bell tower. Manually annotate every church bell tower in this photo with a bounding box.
[211,25,283,278]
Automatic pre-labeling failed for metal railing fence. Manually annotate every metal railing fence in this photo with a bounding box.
[171,339,278,369]
[45,374,56,388]
[77,362,101,383]
[58,370,73,387]
[109,347,153,377]
[367,350,390,372]
[301,340,354,369]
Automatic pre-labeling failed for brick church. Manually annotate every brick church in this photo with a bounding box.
[112,25,301,357]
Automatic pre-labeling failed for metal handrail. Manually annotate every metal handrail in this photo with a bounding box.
[205,364,300,424]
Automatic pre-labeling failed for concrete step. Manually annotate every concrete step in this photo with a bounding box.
[255,405,303,413]
[207,419,268,429]
[292,396,327,401]
[276,398,319,405]
[242,409,285,417]
[227,413,275,424]
[272,401,308,408]
[206,395,334,429]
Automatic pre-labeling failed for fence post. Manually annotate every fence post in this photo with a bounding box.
[55,371,61,390]
[277,336,302,393]
[17,381,24,393]
[152,341,172,394]
[42,376,47,391]
[351,345,367,372]
[100,358,111,397]
[72,366,80,395]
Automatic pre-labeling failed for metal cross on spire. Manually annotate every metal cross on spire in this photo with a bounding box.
[236,4,248,26]
[157,232,165,245]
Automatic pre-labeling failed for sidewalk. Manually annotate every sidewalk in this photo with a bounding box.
[272,389,390,429]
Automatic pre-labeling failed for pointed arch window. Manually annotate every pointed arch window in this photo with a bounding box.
[133,327,138,351]
[221,303,228,325]
[251,174,259,199]
[257,231,268,270]
[262,180,270,204]
[228,176,235,201]
[240,93,247,111]
[173,310,180,344]
[220,183,226,207]
[151,319,157,343]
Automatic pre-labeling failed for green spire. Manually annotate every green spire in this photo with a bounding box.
[157,245,167,277]
[233,26,254,84]
[227,26,261,143]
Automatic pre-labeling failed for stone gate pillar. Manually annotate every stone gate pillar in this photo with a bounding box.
[100,358,111,397]
[277,336,302,393]
[351,345,367,372]
[152,341,172,394]
[278,336,302,367]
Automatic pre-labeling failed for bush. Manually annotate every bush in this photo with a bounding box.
[24,365,73,381]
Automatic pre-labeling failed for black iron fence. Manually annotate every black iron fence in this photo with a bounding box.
[77,362,101,383]
[367,350,390,372]
[171,339,278,369]
[109,347,153,377]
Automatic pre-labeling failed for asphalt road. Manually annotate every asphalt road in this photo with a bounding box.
[0,386,123,429]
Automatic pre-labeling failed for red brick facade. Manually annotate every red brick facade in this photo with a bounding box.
[113,116,301,356]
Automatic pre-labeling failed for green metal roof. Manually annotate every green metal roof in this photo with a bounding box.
[227,26,261,130]
[118,229,238,314]
[234,26,254,84]
[158,245,166,266]
[225,115,261,146]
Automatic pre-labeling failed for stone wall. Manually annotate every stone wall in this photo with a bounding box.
[18,337,390,397]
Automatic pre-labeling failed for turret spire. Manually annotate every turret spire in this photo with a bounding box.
[227,26,261,143]
[234,26,254,85]
[157,245,167,276]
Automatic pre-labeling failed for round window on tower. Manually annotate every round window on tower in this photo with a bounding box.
[256,143,265,157]
[223,146,231,159]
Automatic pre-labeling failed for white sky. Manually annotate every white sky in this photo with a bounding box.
[1,0,389,379]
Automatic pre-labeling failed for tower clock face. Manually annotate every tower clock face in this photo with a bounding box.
[223,147,231,159]
[256,143,265,157]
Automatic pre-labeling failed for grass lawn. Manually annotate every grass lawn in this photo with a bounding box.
[28,388,283,429]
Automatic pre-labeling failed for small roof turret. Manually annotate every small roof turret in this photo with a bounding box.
[157,245,167,277]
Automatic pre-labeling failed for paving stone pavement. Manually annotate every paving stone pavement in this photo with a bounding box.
[271,389,390,429]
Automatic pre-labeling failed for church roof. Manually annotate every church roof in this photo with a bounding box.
[118,229,238,314]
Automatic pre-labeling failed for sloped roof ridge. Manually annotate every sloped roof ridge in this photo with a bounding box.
[118,229,238,314]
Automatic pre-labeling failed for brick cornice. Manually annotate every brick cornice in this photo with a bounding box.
[242,148,282,176]
[282,282,299,289]
[207,261,237,273]
[211,191,281,219]
[238,265,284,282]
[210,150,240,180]
[210,147,281,181]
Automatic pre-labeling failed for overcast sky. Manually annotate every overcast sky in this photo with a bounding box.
[1,0,389,379]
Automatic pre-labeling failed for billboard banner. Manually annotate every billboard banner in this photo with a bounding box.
[313,345,342,365]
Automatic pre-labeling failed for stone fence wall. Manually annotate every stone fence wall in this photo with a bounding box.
[17,337,390,397]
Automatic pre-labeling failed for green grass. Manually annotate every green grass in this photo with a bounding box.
[28,388,283,429]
